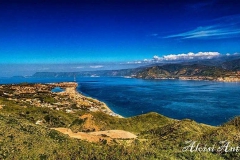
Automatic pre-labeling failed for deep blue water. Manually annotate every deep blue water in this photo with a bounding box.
[1,76,240,126]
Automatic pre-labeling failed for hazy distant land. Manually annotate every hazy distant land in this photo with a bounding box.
[33,57,240,82]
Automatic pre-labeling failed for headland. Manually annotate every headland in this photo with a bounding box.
[0,82,122,117]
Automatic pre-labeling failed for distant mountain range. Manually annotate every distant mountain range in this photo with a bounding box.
[33,67,144,78]
[222,58,240,71]
[133,64,228,79]
[33,57,240,81]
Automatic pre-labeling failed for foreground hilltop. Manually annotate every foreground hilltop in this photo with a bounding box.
[0,83,240,159]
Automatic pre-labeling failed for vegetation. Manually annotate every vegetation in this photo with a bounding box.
[0,96,240,159]
[134,64,234,79]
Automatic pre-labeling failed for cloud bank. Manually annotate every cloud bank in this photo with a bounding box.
[155,52,220,61]
[127,52,221,64]
[90,65,104,69]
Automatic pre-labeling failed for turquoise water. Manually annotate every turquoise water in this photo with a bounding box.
[1,76,240,126]
[51,87,64,93]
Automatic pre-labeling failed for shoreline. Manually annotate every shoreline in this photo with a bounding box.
[0,81,123,118]
[0,81,239,126]
[59,82,123,118]
[133,76,240,83]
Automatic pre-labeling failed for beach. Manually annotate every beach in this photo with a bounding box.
[57,82,123,118]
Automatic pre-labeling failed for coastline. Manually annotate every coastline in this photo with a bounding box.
[179,76,240,82]
[1,81,240,159]
[60,82,123,118]
[0,81,123,118]
[1,78,239,125]
[134,76,240,82]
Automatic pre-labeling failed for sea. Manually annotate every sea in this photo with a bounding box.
[1,76,240,126]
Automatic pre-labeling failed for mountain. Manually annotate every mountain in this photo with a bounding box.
[33,68,144,78]
[222,58,240,71]
[134,64,231,79]
[32,55,240,81]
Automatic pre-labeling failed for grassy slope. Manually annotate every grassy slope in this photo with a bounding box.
[0,97,239,159]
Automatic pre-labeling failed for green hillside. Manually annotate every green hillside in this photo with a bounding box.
[0,96,240,159]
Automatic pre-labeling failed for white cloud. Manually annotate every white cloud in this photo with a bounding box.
[142,52,220,63]
[127,61,143,64]
[164,24,240,39]
[153,55,163,61]
[90,65,104,69]
[160,14,240,39]
[162,52,220,61]
[123,52,221,65]
[75,66,84,69]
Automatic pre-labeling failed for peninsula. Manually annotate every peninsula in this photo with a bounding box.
[0,82,121,117]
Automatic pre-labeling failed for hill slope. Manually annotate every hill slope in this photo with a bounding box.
[0,83,240,159]
[134,64,240,81]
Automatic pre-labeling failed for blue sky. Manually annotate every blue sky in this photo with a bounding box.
[0,0,240,76]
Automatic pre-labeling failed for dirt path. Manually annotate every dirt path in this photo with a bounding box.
[88,130,137,139]
[52,128,137,143]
